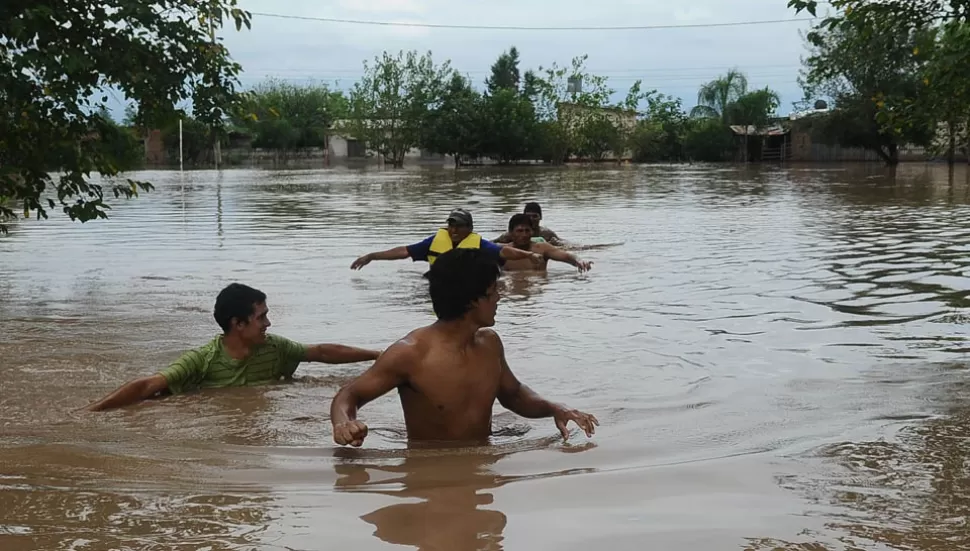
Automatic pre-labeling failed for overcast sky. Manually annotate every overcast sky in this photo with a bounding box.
[159,0,820,118]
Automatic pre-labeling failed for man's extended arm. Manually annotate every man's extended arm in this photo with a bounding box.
[350,246,410,270]
[498,244,537,261]
[491,331,598,439]
[330,341,413,446]
[87,374,170,411]
[538,243,592,272]
[306,344,382,363]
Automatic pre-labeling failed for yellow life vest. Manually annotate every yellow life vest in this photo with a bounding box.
[427,228,482,265]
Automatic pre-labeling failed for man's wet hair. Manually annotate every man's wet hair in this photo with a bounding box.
[524,202,542,217]
[214,283,267,333]
[424,249,501,321]
[508,213,533,232]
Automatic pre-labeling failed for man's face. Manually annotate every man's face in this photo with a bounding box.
[447,220,472,244]
[232,301,271,344]
[471,283,500,327]
[511,223,533,247]
[525,211,541,229]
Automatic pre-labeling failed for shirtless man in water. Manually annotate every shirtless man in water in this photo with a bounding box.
[501,213,592,273]
[330,248,599,446]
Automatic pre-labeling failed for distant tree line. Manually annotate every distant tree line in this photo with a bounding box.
[159,48,782,168]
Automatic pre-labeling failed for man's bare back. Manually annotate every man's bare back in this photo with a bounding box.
[330,247,597,447]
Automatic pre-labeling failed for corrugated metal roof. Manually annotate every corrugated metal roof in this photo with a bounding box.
[729,124,788,136]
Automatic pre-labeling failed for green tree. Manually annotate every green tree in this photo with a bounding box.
[529,55,625,163]
[790,0,941,165]
[235,79,348,150]
[161,116,213,165]
[726,88,780,128]
[419,73,483,167]
[486,47,521,94]
[0,0,251,233]
[481,88,539,163]
[684,118,735,162]
[922,22,970,164]
[690,69,748,121]
[343,50,452,168]
[630,94,689,162]
[94,107,143,172]
[574,114,624,161]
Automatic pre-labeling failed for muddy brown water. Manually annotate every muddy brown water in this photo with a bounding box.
[2,164,970,551]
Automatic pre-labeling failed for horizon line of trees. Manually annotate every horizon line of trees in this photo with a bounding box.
[131,47,783,168]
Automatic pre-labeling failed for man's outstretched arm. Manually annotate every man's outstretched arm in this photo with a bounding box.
[87,374,170,411]
[306,344,382,364]
[350,246,410,270]
[490,330,598,439]
[330,341,414,446]
[497,244,540,262]
[88,348,205,412]
[538,243,593,273]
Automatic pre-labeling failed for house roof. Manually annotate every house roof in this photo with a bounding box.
[729,124,789,136]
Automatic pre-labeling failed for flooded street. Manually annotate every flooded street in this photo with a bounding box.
[2,163,970,550]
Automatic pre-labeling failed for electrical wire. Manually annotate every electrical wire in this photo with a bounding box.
[248,11,816,31]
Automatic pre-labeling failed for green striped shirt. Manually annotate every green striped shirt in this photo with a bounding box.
[159,334,308,395]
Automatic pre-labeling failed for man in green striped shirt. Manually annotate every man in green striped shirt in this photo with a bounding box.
[87,283,382,411]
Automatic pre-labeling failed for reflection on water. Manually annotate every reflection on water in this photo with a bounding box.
[333,440,597,551]
[3,163,970,549]
[337,450,510,550]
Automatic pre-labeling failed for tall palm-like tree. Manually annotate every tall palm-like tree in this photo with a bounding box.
[690,69,749,120]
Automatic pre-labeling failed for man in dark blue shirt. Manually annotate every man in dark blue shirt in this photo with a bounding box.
[351,208,542,270]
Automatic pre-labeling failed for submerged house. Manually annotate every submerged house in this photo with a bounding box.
[328,119,454,166]
[729,124,792,162]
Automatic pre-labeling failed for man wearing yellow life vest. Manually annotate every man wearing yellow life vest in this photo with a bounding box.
[350,208,543,270]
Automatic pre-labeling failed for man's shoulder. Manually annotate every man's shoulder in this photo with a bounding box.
[475,328,504,349]
[262,333,289,344]
[261,333,304,350]
[374,329,428,370]
[181,335,222,357]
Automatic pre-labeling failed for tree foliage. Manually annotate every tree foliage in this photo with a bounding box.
[480,88,538,163]
[924,21,970,162]
[419,73,482,166]
[630,94,689,162]
[343,50,452,167]
[485,46,521,94]
[691,69,749,121]
[789,0,956,164]
[726,88,780,128]
[234,79,348,150]
[0,0,252,233]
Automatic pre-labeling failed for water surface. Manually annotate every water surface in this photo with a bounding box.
[2,163,969,550]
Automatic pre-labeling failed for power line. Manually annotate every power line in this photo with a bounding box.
[248,11,816,31]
